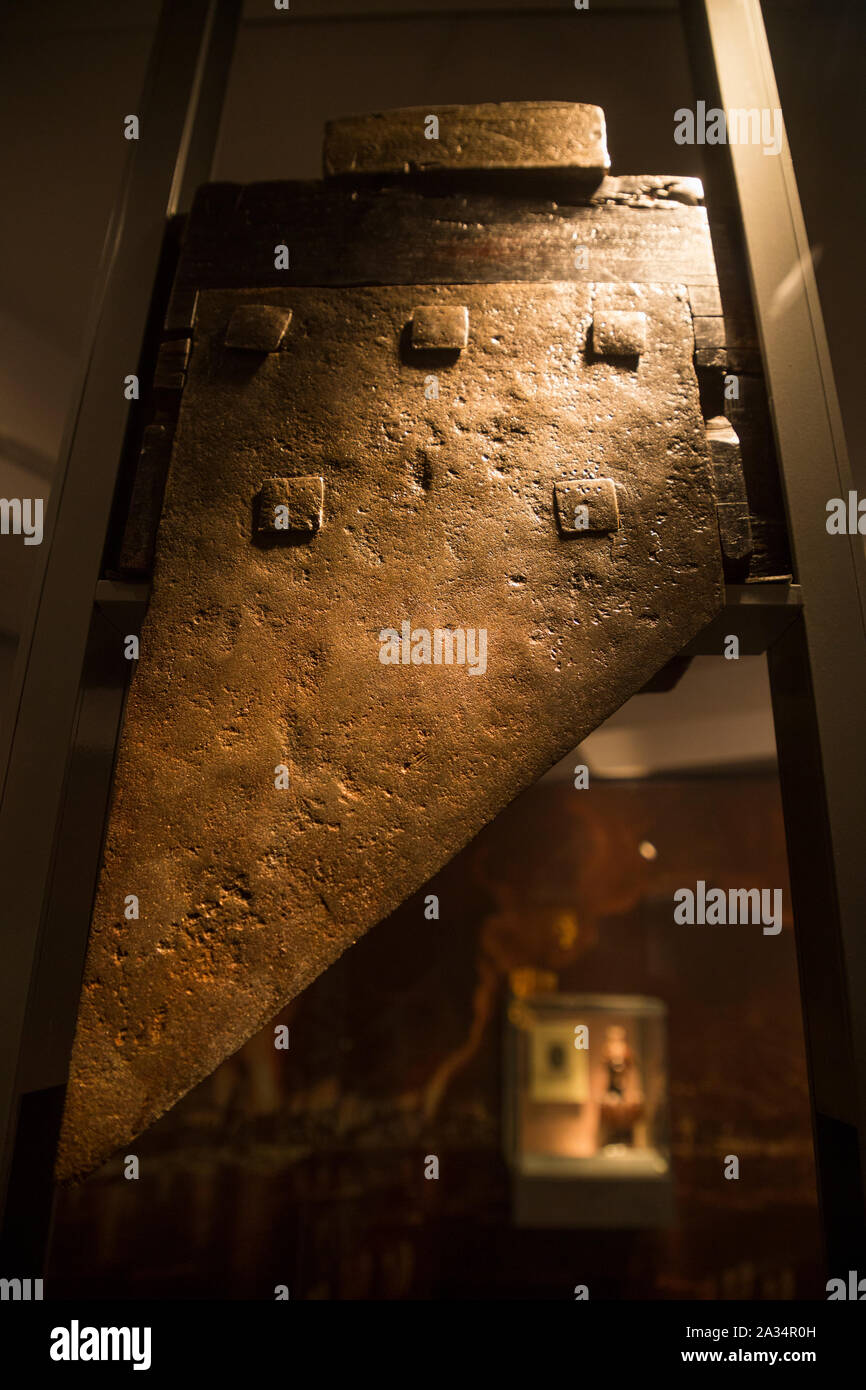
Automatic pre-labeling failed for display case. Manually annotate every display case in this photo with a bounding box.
[506,991,672,1228]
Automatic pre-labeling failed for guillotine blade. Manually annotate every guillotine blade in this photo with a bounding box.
[56,277,723,1181]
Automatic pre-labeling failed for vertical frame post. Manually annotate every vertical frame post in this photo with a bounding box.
[686,0,866,1273]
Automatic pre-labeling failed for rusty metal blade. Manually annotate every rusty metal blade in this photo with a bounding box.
[56,278,723,1181]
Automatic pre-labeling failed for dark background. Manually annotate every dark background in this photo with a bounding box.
[48,772,819,1300]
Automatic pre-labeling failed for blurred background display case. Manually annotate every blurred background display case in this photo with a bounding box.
[506,991,672,1228]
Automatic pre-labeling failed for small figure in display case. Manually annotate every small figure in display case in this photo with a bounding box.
[603,1028,644,1145]
[505,990,672,1228]
[600,1023,644,1150]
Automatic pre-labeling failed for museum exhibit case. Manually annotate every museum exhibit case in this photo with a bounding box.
[505,991,672,1228]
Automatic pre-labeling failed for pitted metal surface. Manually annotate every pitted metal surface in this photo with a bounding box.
[323,101,609,184]
[56,275,723,1181]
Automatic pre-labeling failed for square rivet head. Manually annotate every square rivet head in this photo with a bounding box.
[592,310,647,360]
[226,305,293,352]
[410,305,469,351]
[554,478,619,535]
[257,476,324,535]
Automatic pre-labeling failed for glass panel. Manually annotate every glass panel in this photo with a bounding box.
[0,0,158,720]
